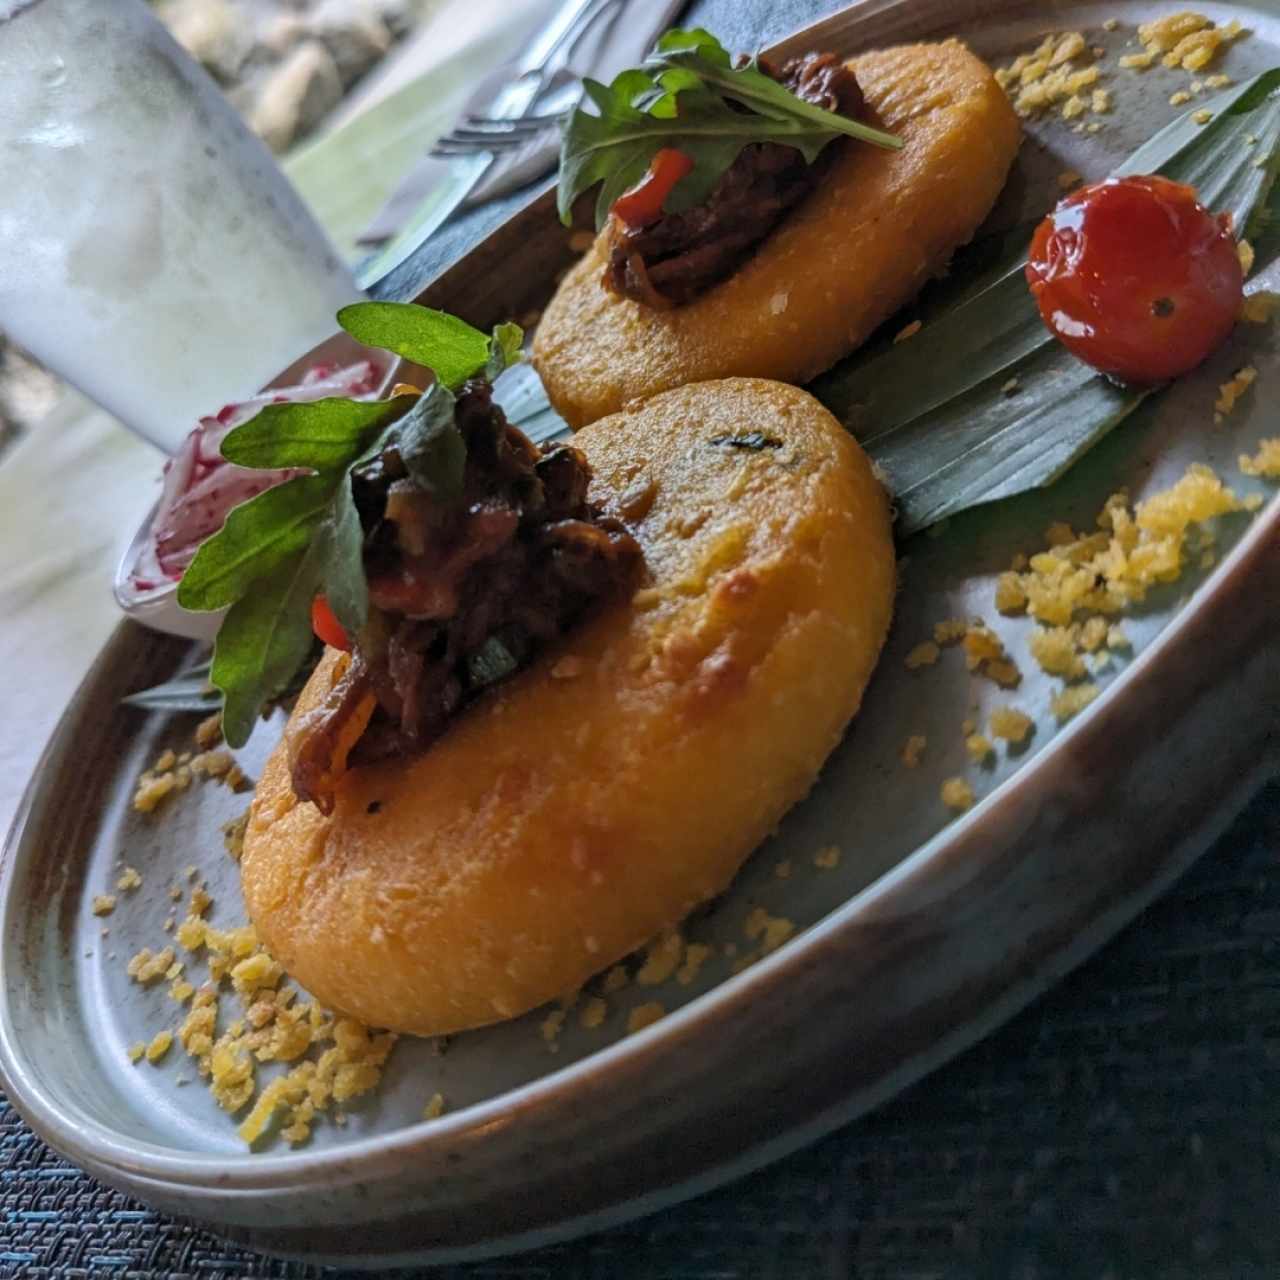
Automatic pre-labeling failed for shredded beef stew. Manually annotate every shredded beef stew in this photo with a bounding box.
[603,52,865,309]
[287,380,641,811]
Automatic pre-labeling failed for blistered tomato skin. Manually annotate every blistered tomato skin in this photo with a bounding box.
[1025,174,1243,385]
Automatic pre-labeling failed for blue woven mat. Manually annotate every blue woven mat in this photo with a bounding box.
[5,780,1279,1278]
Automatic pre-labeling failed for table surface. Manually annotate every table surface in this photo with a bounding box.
[3,0,1279,1275]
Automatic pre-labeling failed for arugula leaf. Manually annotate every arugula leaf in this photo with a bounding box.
[338,301,492,388]
[212,545,323,748]
[486,321,524,382]
[176,474,339,612]
[312,480,368,635]
[559,26,902,228]
[219,395,416,472]
[393,384,467,501]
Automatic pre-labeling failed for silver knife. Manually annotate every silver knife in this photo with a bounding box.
[355,0,610,288]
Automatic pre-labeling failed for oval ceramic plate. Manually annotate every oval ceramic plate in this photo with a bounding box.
[3,0,1280,1267]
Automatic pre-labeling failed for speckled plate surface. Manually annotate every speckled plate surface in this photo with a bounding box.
[2,0,1279,1267]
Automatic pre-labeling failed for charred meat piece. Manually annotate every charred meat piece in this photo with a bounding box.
[603,53,865,309]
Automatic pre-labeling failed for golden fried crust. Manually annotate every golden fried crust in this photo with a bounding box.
[533,40,1021,428]
[241,379,895,1035]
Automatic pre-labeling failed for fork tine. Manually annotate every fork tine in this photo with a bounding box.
[462,111,564,132]
[445,125,549,146]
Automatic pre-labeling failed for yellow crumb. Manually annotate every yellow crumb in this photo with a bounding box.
[579,996,608,1028]
[1204,73,1233,88]
[601,965,629,995]
[774,859,792,879]
[1170,90,1193,106]
[995,572,1028,615]
[676,943,713,986]
[128,1042,146,1064]
[900,734,928,768]
[1119,51,1156,69]
[153,749,176,773]
[423,1093,446,1120]
[636,930,684,986]
[1051,684,1101,721]
[893,319,923,343]
[132,771,177,813]
[1215,366,1258,417]
[116,866,142,893]
[1237,241,1255,277]
[539,1009,565,1048]
[744,906,795,953]
[1061,93,1088,120]
[941,777,976,813]
[92,895,117,917]
[1240,439,1280,477]
[1102,18,1120,32]
[1001,376,1020,395]
[905,641,940,670]
[145,1030,173,1063]
[989,707,1034,744]
[195,714,223,749]
[1091,88,1111,113]
[814,845,841,870]
[933,618,968,646]
[1241,292,1278,324]
[1029,626,1088,679]
[1191,109,1213,124]
[626,1002,666,1034]
[127,947,176,985]
[965,734,995,764]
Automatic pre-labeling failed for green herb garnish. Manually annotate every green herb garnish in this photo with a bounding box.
[558,27,902,229]
[176,302,523,747]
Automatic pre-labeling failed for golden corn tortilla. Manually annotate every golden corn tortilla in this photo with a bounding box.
[533,39,1021,428]
[241,378,896,1036]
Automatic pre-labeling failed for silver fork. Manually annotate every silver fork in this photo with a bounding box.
[428,0,622,156]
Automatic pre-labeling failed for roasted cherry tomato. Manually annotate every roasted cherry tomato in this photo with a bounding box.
[611,148,696,230]
[310,595,351,651]
[1025,174,1243,385]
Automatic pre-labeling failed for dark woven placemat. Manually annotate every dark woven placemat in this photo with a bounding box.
[5,777,1278,1279]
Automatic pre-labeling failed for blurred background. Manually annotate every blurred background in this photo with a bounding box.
[0,0,544,462]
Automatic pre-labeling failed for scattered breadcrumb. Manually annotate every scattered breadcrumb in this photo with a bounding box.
[116,866,142,893]
[995,31,1110,120]
[941,777,976,813]
[1241,292,1278,324]
[1051,684,1101,721]
[423,1093,446,1120]
[92,895,117,917]
[814,845,841,870]
[579,997,608,1028]
[1191,108,1213,124]
[905,641,940,669]
[964,625,1022,688]
[1170,90,1193,106]
[128,1042,146,1064]
[1237,240,1256,277]
[195,714,223,748]
[744,906,795,954]
[1001,377,1020,395]
[145,1030,173,1064]
[965,734,995,764]
[1239,438,1280,477]
[933,618,968,646]
[1103,17,1120,32]
[636,931,684,987]
[676,943,713,987]
[989,707,1034,744]
[626,1002,665,1034]
[132,771,178,813]
[894,319,923,343]
[1120,51,1156,69]
[601,965,630,995]
[901,734,928,768]
[1138,12,1244,71]
[1215,366,1258,420]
